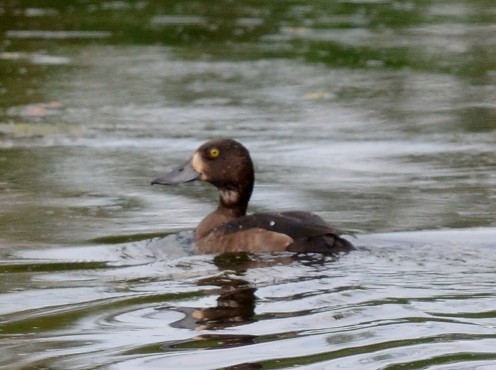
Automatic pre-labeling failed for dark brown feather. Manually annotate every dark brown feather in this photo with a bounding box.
[153,138,355,255]
[216,211,354,255]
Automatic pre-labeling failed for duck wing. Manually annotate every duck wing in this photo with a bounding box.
[217,211,354,254]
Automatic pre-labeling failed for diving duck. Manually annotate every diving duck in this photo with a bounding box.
[152,138,354,254]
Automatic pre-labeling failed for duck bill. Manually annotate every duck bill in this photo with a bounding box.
[151,158,200,185]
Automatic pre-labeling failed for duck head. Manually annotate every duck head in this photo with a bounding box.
[152,138,255,212]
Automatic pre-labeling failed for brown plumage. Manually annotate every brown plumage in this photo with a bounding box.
[152,138,354,255]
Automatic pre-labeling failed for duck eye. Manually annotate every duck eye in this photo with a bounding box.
[209,148,220,158]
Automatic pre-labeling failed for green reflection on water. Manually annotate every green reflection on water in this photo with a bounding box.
[0,3,495,370]
[0,0,495,245]
[0,290,204,335]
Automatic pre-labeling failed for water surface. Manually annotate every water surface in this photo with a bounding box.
[1,1,495,369]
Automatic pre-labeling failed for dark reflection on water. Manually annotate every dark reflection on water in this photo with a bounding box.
[1,1,496,369]
[172,253,309,332]
[179,270,257,330]
[1,231,496,368]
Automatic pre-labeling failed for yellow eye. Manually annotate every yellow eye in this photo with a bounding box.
[209,148,220,158]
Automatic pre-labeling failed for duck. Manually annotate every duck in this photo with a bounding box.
[152,138,354,255]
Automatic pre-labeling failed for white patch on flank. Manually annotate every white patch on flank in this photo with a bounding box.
[269,221,275,227]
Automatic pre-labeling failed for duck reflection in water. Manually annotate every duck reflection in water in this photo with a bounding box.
[170,253,283,331]
[169,252,333,332]
[165,253,340,370]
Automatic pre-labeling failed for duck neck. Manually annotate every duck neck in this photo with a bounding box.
[218,182,251,217]
[194,178,253,241]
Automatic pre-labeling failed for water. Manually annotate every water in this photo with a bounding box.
[1,1,495,369]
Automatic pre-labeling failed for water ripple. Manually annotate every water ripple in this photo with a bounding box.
[1,229,495,369]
